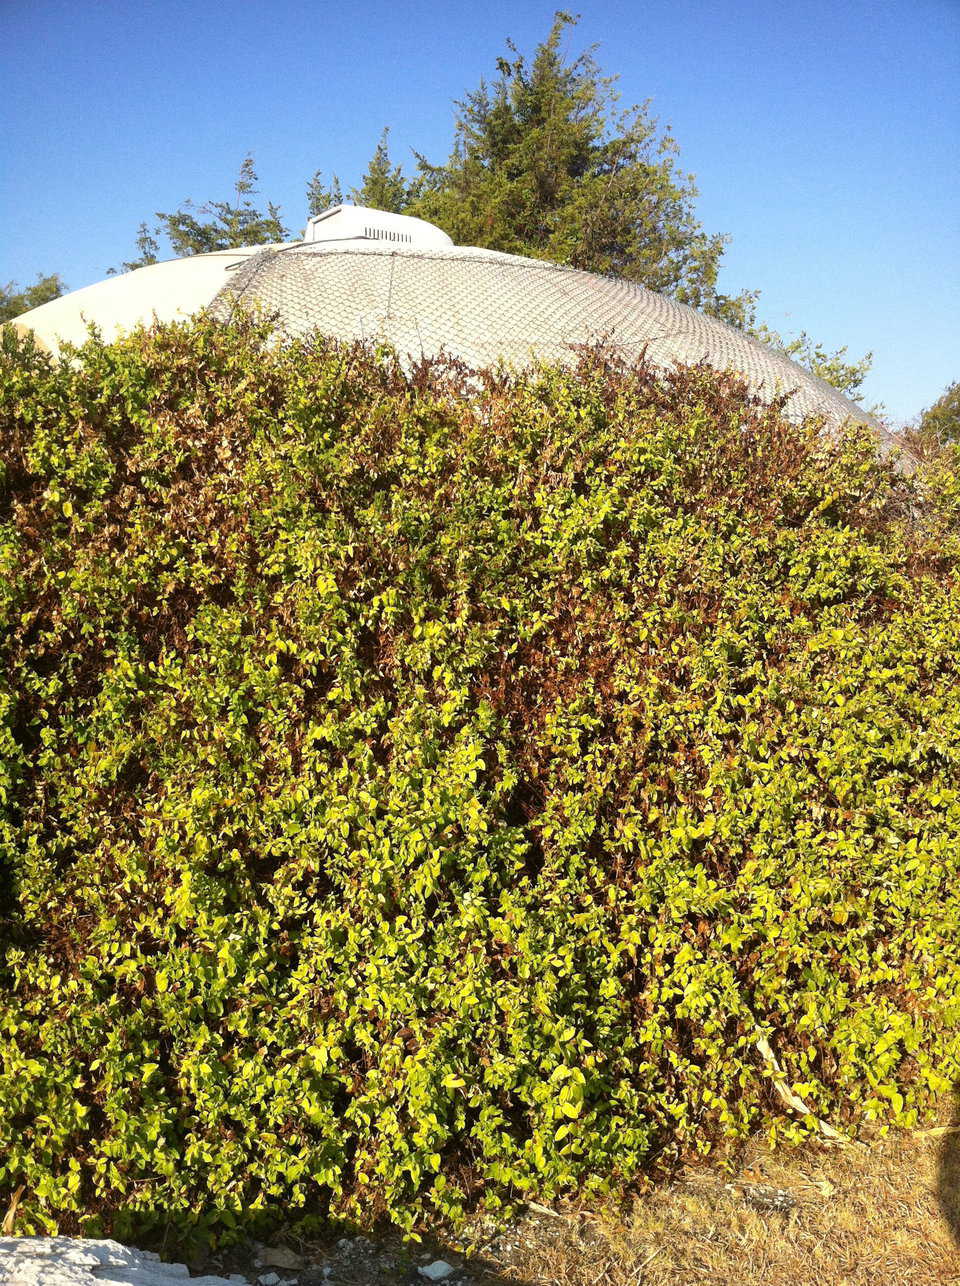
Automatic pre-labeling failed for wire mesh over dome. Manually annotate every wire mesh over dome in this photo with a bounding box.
[210,242,897,451]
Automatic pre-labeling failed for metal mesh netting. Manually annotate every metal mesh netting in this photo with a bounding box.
[210,244,895,448]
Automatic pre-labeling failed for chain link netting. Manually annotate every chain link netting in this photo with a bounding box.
[210,244,894,448]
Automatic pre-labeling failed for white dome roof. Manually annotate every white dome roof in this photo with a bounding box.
[8,205,898,453]
[6,244,284,354]
[212,237,896,451]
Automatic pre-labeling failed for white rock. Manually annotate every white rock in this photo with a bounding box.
[257,1275,281,1286]
[418,1263,455,1282]
[0,1239,238,1286]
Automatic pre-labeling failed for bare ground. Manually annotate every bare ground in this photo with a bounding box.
[463,1113,960,1286]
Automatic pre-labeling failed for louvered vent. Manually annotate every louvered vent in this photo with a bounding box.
[363,226,412,243]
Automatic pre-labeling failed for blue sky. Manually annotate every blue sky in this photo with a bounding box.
[1,0,957,424]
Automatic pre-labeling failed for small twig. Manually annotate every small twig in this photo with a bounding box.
[2,1186,25,1235]
[913,1124,960,1138]
[636,1246,662,1277]
[754,1035,850,1143]
[526,1199,570,1220]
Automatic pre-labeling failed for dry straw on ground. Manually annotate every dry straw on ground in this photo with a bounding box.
[469,1108,960,1286]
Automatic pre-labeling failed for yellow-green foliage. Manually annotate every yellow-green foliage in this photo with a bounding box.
[1,316,959,1240]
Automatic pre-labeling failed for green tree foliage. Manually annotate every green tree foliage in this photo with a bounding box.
[1,316,957,1240]
[406,13,756,326]
[405,13,870,387]
[123,155,290,265]
[0,273,67,323]
[752,325,874,401]
[306,169,343,218]
[115,223,161,273]
[351,128,410,213]
[917,380,960,444]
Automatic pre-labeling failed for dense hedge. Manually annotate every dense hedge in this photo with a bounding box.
[2,316,960,1240]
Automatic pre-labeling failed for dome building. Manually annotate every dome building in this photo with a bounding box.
[10,204,899,453]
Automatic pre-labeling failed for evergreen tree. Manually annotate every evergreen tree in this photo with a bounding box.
[351,129,410,213]
[113,223,161,273]
[0,273,67,323]
[306,169,343,217]
[752,325,873,401]
[917,380,960,443]
[407,12,754,325]
[121,156,290,265]
[406,13,874,385]
[159,155,289,255]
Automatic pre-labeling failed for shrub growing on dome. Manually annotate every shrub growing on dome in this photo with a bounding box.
[1,315,959,1242]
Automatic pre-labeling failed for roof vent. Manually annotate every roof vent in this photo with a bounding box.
[302,204,453,250]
